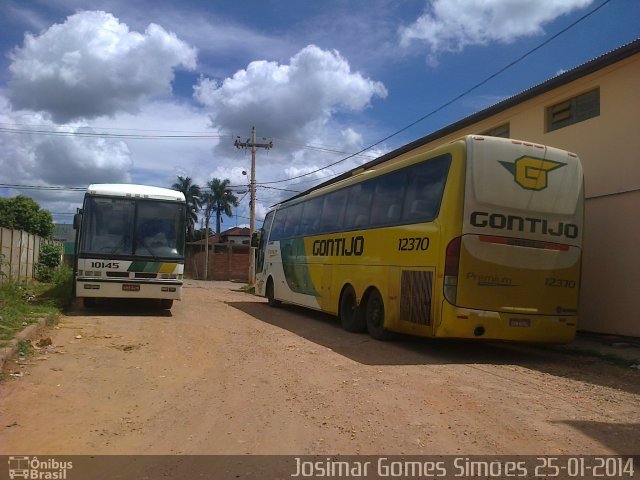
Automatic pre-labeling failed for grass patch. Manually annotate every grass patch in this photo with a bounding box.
[235,284,255,294]
[17,339,32,356]
[0,266,72,342]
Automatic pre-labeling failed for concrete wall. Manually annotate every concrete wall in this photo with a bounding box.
[0,227,41,282]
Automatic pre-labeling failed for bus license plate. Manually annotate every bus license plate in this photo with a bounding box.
[509,318,531,328]
[122,284,140,292]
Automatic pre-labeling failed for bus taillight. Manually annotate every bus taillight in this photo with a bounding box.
[444,236,461,304]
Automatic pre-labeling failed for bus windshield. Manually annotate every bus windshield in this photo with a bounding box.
[80,196,185,259]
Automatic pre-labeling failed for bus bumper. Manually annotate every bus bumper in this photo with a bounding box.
[76,279,183,300]
[438,300,577,343]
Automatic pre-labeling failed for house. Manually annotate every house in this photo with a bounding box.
[219,226,250,245]
[299,39,640,337]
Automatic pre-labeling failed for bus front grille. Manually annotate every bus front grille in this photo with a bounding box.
[135,272,158,279]
[400,270,433,326]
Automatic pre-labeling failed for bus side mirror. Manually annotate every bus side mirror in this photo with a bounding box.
[251,232,259,248]
[73,212,82,230]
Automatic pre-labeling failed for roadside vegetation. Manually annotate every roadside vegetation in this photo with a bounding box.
[0,251,73,348]
[0,194,72,349]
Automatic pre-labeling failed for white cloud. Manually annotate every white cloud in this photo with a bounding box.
[193,45,387,141]
[88,100,220,188]
[340,128,363,150]
[7,10,197,122]
[2,17,388,226]
[191,45,388,218]
[0,99,132,188]
[399,0,593,64]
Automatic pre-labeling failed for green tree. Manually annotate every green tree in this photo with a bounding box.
[204,178,239,237]
[0,195,54,238]
[171,176,202,241]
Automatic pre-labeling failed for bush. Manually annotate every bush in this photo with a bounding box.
[47,266,74,308]
[36,243,62,282]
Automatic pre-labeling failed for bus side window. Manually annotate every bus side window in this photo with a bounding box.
[402,155,451,223]
[283,203,302,238]
[370,170,406,226]
[344,182,374,230]
[270,208,288,240]
[319,190,347,234]
[300,196,323,236]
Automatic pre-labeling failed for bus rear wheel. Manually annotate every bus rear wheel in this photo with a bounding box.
[339,286,365,332]
[266,278,281,307]
[365,288,390,340]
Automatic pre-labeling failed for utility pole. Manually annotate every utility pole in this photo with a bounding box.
[234,127,273,286]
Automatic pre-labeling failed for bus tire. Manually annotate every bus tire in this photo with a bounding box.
[339,285,365,332]
[266,278,281,307]
[83,297,96,309]
[365,288,390,340]
[160,299,173,310]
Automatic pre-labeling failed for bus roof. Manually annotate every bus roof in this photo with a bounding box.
[87,184,185,202]
[277,135,580,210]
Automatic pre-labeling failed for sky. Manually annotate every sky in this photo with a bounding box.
[0,0,638,228]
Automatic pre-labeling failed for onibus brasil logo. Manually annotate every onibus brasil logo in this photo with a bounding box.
[8,456,73,479]
[499,156,566,191]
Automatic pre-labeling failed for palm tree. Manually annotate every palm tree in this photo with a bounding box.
[204,178,239,237]
[198,178,239,281]
[171,176,202,241]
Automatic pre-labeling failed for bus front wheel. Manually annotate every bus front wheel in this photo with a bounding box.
[339,285,365,332]
[266,278,281,307]
[365,288,390,340]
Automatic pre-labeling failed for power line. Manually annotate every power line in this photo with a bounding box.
[0,126,230,140]
[0,122,376,161]
[257,185,300,193]
[260,0,612,186]
[0,122,224,135]
[272,137,377,160]
[0,183,86,191]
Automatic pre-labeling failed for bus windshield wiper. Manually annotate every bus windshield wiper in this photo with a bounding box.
[107,235,130,255]
[138,239,161,261]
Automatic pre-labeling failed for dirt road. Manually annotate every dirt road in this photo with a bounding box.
[1,280,639,455]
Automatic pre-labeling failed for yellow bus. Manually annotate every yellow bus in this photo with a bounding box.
[255,136,583,342]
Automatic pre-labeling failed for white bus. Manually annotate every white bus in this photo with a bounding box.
[73,184,186,309]
[255,136,584,343]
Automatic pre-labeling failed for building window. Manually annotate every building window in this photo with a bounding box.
[546,88,600,132]
[481,123,510,138]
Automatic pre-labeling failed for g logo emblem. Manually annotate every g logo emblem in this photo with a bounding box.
[499,156,566,191]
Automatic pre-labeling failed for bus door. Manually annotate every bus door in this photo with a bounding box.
[455,137,583,318]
